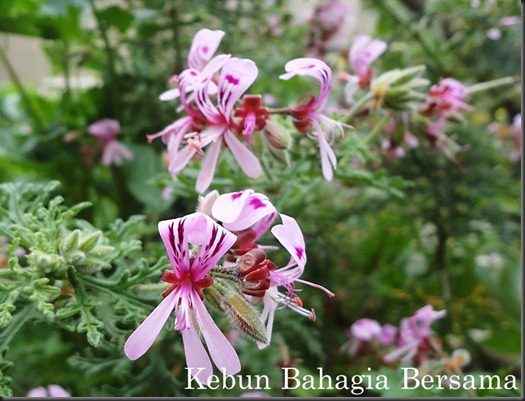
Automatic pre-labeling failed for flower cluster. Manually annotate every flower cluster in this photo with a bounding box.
[124,189,334,384]
[419,78,474,146]
[149,29,348,192]
[347,305,447,366]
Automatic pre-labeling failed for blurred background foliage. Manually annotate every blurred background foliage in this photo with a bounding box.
[0,0,521,397]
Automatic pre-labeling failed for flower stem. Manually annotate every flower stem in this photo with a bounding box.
[341,92,374,124]
[363,113,391,144]
[267,107,294,115]
[466,76,521,95]
[0,46,45,132]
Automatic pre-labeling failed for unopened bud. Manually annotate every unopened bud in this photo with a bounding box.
[371,65,429,111]
[211,279,268,344]
[79,231,102,253]
[263,119,292,150]
[197,190,219,216]
[60,230,80,255]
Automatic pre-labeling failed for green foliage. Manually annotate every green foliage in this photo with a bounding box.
[0,0,521,397]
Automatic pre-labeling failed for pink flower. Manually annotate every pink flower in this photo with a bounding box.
[315,0,349,31]
[351,318,382,342]
[159,29,225,102]
[348,318,398,355]
[379,324,398,346]
[240,391,270,397]
[27,385,70,397]
[211,189,334,348]
[150,55,263,193]
[427,78,473,114]
[124,212,240,383]
[170,56,262,193]
[499,16,520,26]
[212,189,277,248]
[384,305,446,364]
[401,305,446,341]
[280,58,346,181]
[349,34,387,83]
[87,119,133,166]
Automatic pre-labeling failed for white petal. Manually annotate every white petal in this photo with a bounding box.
[124,291,178,360]
[317,129,336,181]
[181,320,214,384]
[196,139,222,193]
[224,130,262,178]
[271,214,306,270]
[159,87,181,101]
[211,189,254,224]
[192,293,241,375]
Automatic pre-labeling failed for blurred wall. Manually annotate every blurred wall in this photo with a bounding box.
[0,34,52,84]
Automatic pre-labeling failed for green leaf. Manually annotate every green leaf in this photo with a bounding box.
[97,6,134,33]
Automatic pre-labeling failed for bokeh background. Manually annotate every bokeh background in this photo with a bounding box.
[0,0,521,397]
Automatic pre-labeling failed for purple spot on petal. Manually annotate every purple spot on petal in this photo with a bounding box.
[202,46,209,54]
[249,197,266,209]
[190,71,198,76]
[225,74,240,85]
[295,247,304,259]
[231,191,243,200]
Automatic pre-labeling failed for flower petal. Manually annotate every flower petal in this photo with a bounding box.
[188,29,226,71]
[124,290,179,360]
[257,289,279,349]
[271,214,306,270]
[101,140,133,166]
[195,55,231,123]
[196,138,222,194]
[159,87,180,101]
[189,213,237,279]
[158,219,191,274]
[252,211,278,241]
[88,118,120,139]
[168,143,197,176]
[279,58,332,110]
[222,192,276,232]
[316,126,336,181]
[349,34,387,78]
[192,292,241,375]
[224,130,262,178]
[27,387,49,397]
[217,58,258,117]
[47,385,71,397]
[181,318,214,384]
[211,189,255,224]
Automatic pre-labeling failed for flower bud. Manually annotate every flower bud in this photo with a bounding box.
[263,119,292,150]
[60,230,80,255]
[197,190,219,216]
[371,65,429,111]
[78,231,102,253]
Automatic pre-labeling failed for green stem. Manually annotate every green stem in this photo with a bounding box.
[363,113,391,144]
[378,0,445,76]
[466,76,521,95]
[87,0,120,118]
[0,305,36,354]
[435,230,452,330]
[342,92,374,124]
[267,107,294,116]
[0,46,45,131]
